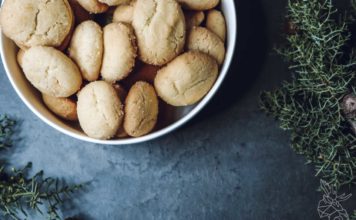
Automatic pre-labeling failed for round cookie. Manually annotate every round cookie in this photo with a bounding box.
[77,81,124,140]
[177,0,219,10]
[184,10,205,29]
[69,20,103,81]
[124,81,158,137]
[132,0,186,65]
[113,4,134,23]
[42,94,78,121]
[101,22,137,82]
[22,46,82,98]
[186,27,225,65]
[154,51,218,106]
[98,0,130,6]
[206,9,226,42]
[76,0,109,14]
[0,0,74,48]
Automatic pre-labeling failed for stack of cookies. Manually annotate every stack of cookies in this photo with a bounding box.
[0,0,227,140]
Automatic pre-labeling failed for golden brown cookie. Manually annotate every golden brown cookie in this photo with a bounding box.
[206,9,226,42]
[69,20,103,81]
[76,0,109,14]
[113,3,134,23]
[22,46,82,98]
[177,0,219,10]
[184,10,205,29]
[42,94,78,121]
[186,27,225,65]
[77,81,124,140]
[132,0,186,65]
[124,81,158,137]
[98,0,130,6]
[101,22,137,82]
[154,51,218,106]
[0,0,74,48]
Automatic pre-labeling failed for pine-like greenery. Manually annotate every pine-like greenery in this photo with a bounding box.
[0,115,81,219]
[261,0,356,189]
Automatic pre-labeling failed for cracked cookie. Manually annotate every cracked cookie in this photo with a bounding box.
[206,9,226,42]
[69,20,103,82]
[77,81,124,140]
[186,26,225,65]
[42,94,78,121]
[22,46,82,97]
[101,22,137,82]
[124,81,158,137]
[0,0,74,49]
[154,51,218,106]
[132,0,186,65]
[177,0,219,10]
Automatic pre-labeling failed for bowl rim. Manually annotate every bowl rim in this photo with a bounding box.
[0,1,237,145]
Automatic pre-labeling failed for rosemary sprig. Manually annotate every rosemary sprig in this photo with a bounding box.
[0,115,81,219]
[260,0,356,189]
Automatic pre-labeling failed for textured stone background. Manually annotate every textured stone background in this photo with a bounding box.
[1,0,355,219]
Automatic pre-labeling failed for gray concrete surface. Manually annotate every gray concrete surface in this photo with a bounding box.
[0,0,355,219]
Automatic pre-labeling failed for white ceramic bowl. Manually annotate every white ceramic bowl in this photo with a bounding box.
[0,0,237,145]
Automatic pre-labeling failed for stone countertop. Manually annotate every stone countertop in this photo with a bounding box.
[0,0,355,219]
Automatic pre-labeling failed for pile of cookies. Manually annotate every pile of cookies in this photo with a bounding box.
[0,0,227,140]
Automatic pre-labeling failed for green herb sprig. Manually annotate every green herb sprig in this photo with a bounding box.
[0,115,81,220]
[260,0,356,189]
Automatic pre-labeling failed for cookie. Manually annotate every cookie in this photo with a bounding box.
[177,0,219,10]
[154,51,218,106]
[22,46,82,98]
[76,0,109,14]
[184,10,205,29]
[206,9,226,42]
[42,94,78,121]
[124,81,158,137]
[0,0,74,49]
[69,20,103,81]
[113,4,134,23]
[77,81,124,140]
[101,22,137,82]
[132,0,186,65]
[98,0,130,6]
[186,27,225,65]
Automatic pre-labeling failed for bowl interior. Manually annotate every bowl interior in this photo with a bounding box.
[0,0,237,145]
